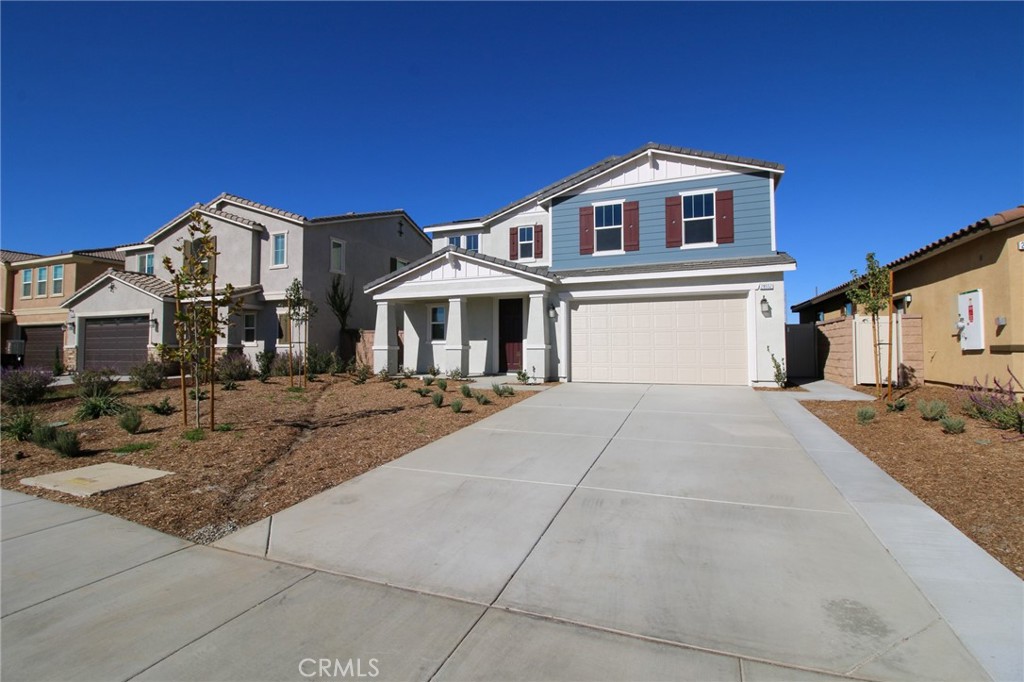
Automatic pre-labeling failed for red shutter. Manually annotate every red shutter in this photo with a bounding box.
[579,207,594,255]
[623,201,640,252]
[534,224,543,259]
[716,190,734,244]
[509,227,518,260]
[665,196,682,248]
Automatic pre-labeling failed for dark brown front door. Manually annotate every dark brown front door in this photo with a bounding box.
[498,298,523,373]
[83,317,149,374]
[22,326,63,370]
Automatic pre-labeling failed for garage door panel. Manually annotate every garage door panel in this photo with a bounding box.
[83,317,149,374]
[22,326,64,370]
[571,296,748,386]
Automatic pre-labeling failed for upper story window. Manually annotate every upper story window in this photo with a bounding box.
[430,306,446,341]
[389,257,409,273]
[52,265,64,296]
[464,234,479,252]
[21,270,32,298]
[594,203,623,252]
[36,267,47,296]
[243,312,257,343]
[330,239,346,274]
[272,233,287,267]
[682,192,716,246]
[448,236,461,248]
[517,226,535,260]
[138,253,154,275]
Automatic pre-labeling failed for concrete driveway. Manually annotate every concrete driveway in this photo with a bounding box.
[3,383,1019,681]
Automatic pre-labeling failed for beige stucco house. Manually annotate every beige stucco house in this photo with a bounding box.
[791,205,1023,388]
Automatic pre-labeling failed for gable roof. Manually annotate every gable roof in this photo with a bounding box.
[364,246,555,293]
[1,249,43,263]
[426,142,786,229]
[206,193,307,223]
[71,246,126,262]
[61,268,177,308]
[145,204,268,243]
[791,205,1024,312]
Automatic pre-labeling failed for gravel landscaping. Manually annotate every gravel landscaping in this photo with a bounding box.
[1,374,529,544]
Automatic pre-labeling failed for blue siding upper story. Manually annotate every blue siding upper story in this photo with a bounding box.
[550,171,774,272]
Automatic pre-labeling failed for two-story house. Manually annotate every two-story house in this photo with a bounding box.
[1,248,125,369]
[365,143,796,385]
[60,194,429,374]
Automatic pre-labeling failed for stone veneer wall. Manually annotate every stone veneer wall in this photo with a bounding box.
[900,315,924,385]
[815,317,854,385]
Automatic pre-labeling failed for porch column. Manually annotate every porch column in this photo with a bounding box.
[525,292,550,382]
[445,297,468,375]
[402,306,420,374]
[372,301,397,374]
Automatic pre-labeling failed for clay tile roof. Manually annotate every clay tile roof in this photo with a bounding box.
[110,270,177,297]
[209,193,307,222]
[307,209,410,223]
[201,206,265,230]
[1,249,43,263]
[72,246,126,262]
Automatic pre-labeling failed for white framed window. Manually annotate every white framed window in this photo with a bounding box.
[465,234,480,252]
[593,202,623,252]
[448,236,461,248]
[138,253,154,275]
[36,267,47,297]
[517,226,534,260]
[330,239,346,274]
[271,233,287,267]
[430,306,446,341]
[51,264,64,296]
[681,191,716,247]
[21,270,31,298]
[243,312,257,344]
[389,257,409,272]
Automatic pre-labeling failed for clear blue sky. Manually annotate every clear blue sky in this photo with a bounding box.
[2,2,1021,320]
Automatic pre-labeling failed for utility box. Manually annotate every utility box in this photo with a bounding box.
[957,289,985,351]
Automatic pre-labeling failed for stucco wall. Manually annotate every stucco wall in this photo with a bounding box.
[816,317,854,385]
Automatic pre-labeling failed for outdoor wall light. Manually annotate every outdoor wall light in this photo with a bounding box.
[547,303,557,319]
[150,318,159,331]
[760,296,772,316]
[904,294,912,306]
[62,321,75,334]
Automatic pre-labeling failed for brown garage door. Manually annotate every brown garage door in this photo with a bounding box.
[22,326,64,370]
[83,317,149,374]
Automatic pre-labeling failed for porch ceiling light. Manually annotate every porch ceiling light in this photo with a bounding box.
[760,296,771,316]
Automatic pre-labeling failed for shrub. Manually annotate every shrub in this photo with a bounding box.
[940,416,966,434]
[2,409,38,441]
[412,387,433,397]
[214,423,234,432]
[377,367,391,383]
[351,364,373,385]
[52,430,82,457]
[886,398,908,413]
[856,407,876,425]
[188,387,209,402]
[216,352,253,381]
[516,369,530,384]
[221,379,239,391]
[256,350,276,382]
[436,378,448,392]
[447,368,463,381]
[31,423,58,447]
[422,376,435,387]
[768,346,787,389]
[460,384,473,398]
[271,352,302,377]
[451,399,463,413]
[183,428,205,442]
[305,344,333,374]
[145,397,175,416]
[1,367,54,405]
[492,383,515,397]
[53,347,65,377]
[431,392,444,408]
[391,379,407,389]
[917,399,948,421]
[118,408,143,435]
[129,361,167,390]
[74,369,118,399]
[959,371,1024,435]
[474,392,491,405]
[427,365,440,377]
[400,366,414,379]
[76,395,126,420]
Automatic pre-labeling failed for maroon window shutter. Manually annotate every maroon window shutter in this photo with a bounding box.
[509,227,518,260]
[716,190,734,244]
[623,201,640,252]
[665,196,682,248]
[534,224,543,259]
[579,207,594,255]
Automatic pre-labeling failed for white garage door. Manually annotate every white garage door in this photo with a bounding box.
[570,296,748,385]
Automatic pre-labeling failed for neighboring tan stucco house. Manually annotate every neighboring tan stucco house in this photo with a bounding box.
[366,143,795,385]
[61,194,429,374]
[791,205,1024,388]
[1,247,125,369]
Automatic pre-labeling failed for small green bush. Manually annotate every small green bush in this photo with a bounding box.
[431,392,444,408]
[460,384,473,398]
[391,379,407,389]
[768,346,787,389]
[446,368,463,381]
[436,378,448,392]
[940,416,966,434]
[516,369,530,384]
[53,347,65,377]
[188,388,208,401]
[422,376,435,387]
[111,442,155,454]
[351,363,372,385]
[492,383,515,397]
[917,399,948,421]
[145,397,175,416]
[76,395,126,421]
[182,428,205,442]
[377,368,391,383]
[2,409,38,441]
[305,344,333,374]
[129,361,167,390]
[74,369,118,399]
[474,392,491,405]
[412,387,433,397]
[1,367,54,405]
[886,398,908,413]
[31,423,58,447]
[216,352,253,381]
[400,366,414,379]
[118,408,143,435]
[256,350,276,382]
[214,423,234,432]
[451,399,463,413]
[221,379,239,391]
[270,351,302,377]
[856,407,876,425]
[427,365,441,377]
[52,430,82,457]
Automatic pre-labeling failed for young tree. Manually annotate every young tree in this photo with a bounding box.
[847,253,891,398]
[285,278,317,387]
[161,211,239,428]
[326,274,355,361]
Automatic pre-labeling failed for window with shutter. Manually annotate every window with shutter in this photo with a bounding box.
[623,201,640,252]
[579,206,594,255]
[533,225,543,259]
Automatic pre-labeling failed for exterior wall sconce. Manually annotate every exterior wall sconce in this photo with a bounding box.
[547,304,557,319]
[760,296,772,316]
[62,321,75,333]
[150,317,159,331]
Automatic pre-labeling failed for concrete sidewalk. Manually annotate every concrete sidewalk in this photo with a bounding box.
[2,382,1019,681]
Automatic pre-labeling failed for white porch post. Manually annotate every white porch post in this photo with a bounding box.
[402,307,420,374]
[525,292,550,381]
[372,301,397,373]
[557,295,569,382]
[445,297,468,375]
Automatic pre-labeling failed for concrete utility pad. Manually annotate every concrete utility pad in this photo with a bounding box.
[435,609,742,681]
[256,466,574,603]
[497,487,976,677]
[1,546,310,682]
[20,462,171,497]
[136,572,485,682]
[1,497,99,540]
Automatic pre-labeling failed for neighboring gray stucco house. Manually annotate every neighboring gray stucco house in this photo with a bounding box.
[61,194,429,373]
[366,143,795,385]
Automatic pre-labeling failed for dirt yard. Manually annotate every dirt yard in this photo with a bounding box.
[802,384,1023,579]
[1,375,530,543]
